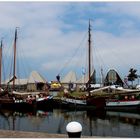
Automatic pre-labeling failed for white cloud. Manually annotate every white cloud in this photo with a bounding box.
[94,30,140,73]
[95,2,140,19]
[1,2,140,81]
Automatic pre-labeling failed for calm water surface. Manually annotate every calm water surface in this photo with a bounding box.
[0,108,140,138]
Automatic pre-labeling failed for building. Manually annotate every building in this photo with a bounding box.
[61,71,77,90]
[27,71,47,91]
[2,71,47,92]
[104,69,124,86]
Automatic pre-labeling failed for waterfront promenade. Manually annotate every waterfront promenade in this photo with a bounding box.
[0,130,66,138]
[0,130,94,138]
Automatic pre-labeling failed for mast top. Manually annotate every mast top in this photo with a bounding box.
[88,19,92,94]
[14,27,18,42]
[0,40,2,48]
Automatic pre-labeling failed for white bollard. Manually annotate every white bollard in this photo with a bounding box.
[66,121,82,138]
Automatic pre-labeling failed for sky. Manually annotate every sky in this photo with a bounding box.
[1,1,140,82]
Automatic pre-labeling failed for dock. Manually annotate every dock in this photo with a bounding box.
[0,130,95,138]
[0,130,66,138]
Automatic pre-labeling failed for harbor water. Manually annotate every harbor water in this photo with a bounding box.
[0,107,140,138]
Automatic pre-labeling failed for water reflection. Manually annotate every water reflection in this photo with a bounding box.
[0,108,140,137]
[86,110,140,137]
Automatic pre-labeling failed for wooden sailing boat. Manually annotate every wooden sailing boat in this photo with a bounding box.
[85,23,140,111]
[85,20,106,109]
[11,28,53,110]
[61,20,140,111]
[85,22,140,110]
[103,86,140,111]
[60,20,106,109]
[78,20,140,111]
[0,33,27,110]
[0,28,53,111]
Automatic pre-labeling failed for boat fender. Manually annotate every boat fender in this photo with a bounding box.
[125,96,128,100]
[132,95,135,99]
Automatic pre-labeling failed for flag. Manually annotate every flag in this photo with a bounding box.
[82,67,86,75]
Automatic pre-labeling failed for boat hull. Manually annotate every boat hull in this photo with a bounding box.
[58,97,106,110]
[0,101,34,112]
[59,98,87,110]
[36,98,53,110]
[0,97,53,111]
[86,96,106,109]
[105,100,140,111]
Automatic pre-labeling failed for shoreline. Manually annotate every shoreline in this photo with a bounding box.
[0,129,100,138]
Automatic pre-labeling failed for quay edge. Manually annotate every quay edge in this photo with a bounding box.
[0,130,101,138]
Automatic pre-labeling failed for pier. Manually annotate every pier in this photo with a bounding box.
[0,130,66,138]
[0,130,96,138]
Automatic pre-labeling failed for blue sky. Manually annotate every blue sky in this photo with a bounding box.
[1,2,140,82]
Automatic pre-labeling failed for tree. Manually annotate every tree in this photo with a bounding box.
[127,68,138,86]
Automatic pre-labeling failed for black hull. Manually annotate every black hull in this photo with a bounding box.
[0,102,34,112]
[36,99,53,110]
[0,99,53,112]
[86,96,106,109]
[61,102,87,110]
[105,105,140,112]
[61,104,97,111]
[53,99,97,110]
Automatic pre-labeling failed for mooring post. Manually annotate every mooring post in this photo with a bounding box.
[66,121,82,138]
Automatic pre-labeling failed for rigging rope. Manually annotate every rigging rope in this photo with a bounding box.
[58,31,88,76]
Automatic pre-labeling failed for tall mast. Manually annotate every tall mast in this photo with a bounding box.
[101,67,104,87]
[0,40,2,94]
[13,28,18,92]
[88,20,91,95]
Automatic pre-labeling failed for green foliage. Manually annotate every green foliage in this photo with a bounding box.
[56,91,86,98]
[127,68,138,85]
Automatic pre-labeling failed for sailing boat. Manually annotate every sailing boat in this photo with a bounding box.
[0,28,53,111]
[102,86,140,111]
[85,27,140,111]
[0,38,17,110]
[84,20,106,109]
[11,28,53,110]
[79,20,140,111]
[85,24,140,110]
[60,20,106,109]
